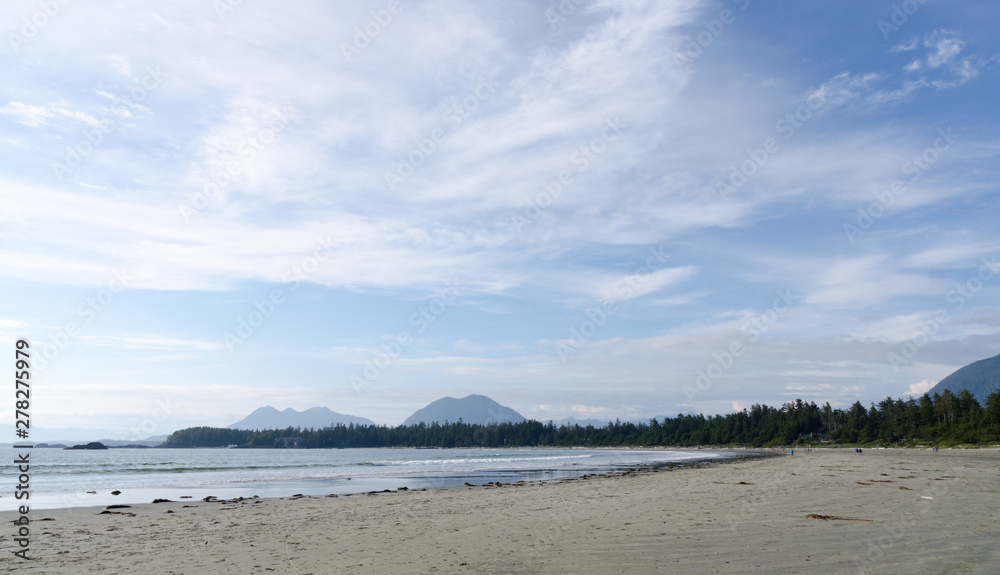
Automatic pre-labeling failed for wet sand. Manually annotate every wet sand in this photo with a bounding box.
[2,448,997,574]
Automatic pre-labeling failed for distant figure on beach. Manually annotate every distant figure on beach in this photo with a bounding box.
[790,449,794,456]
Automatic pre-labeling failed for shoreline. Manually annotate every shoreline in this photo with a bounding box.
[3,448,997,573]
[6,446,747,512]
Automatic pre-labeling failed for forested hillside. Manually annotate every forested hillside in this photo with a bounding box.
[164,390,1000,449]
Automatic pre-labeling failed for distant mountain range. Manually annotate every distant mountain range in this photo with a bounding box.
[0,425,167,445]
[228,406,375,430]
[0,396,680,447]
[928,352,1000,406]
[403,394,526,426]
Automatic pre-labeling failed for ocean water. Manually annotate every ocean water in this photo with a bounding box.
[2,447,734,510]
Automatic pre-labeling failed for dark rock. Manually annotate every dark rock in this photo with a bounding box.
[64,442,109,450]
[152,498,174,503]
[110,490,121,495]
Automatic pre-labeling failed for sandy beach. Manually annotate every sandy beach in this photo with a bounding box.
[3,448,997,574]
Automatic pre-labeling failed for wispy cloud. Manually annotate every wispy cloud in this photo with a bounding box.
[0,102,99,127]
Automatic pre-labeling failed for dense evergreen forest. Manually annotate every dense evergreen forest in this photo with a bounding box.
[164,390,1000,449]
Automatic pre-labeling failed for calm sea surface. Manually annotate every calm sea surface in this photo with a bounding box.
[3,447,734,510]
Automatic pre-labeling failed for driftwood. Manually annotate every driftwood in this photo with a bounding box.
[806,514,873,522]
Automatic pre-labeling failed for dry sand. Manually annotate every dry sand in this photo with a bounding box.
[2,448,998,574]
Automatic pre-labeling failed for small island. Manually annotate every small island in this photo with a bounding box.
[64,442,109,450]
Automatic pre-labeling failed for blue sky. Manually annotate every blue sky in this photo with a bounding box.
[1,0,999,435]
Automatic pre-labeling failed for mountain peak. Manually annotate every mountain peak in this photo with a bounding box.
[403,395,525,426]
[928,353,1000,406]
[228,406,374,430]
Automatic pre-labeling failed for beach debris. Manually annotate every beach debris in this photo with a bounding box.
[110,490,121,495]
[806,514,873,522]
[921,496,933,500]
[98,510,136,517]
[203,496,219,502]
[105,505,131,510]
[398,486,408,491]
[86,491,97,494]
[180,495,193,499]
[899,486,912,490]
[164,510,175,513]
[152,498,174,503]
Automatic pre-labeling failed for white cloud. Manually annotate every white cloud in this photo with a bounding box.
[869,78,928,105]
[891,38,919,53]
[925,33,964,69]
[906,378,936,397]
[806,31,986,110]
[0,102,99,127]
[805,255,942,306]
[805,72,883,110]
[595,266,698,303]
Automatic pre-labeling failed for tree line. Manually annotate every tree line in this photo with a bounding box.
[163,390,1000,449]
